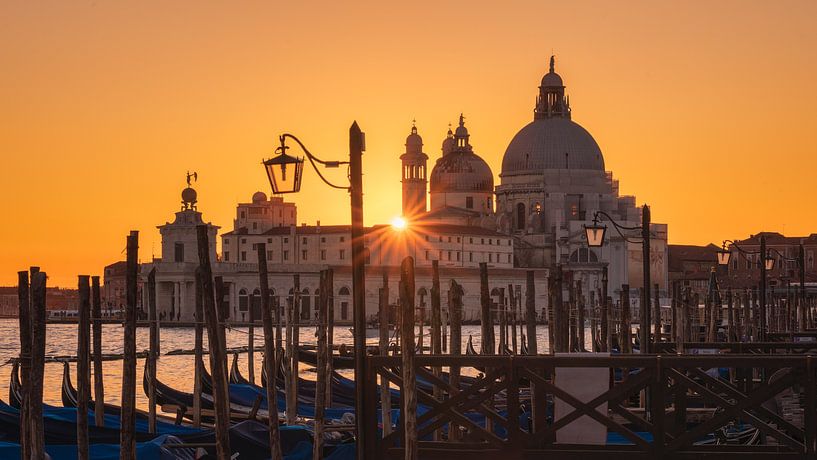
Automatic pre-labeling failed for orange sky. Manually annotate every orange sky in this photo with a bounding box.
[2,1,816,287]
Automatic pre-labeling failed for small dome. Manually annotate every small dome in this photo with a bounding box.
[182,187,197,204]
[442,136,455,156]
[405,125,423,155]
[541,71,563,87]
[430,151,494,194]
[252,191,267,203]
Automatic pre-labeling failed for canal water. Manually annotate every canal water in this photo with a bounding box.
[0,319,587,412]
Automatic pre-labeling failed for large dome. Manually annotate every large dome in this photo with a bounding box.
[430,152,493,193]
[501,118,604,175]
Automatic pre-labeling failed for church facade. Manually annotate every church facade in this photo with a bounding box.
[135,58,666,324]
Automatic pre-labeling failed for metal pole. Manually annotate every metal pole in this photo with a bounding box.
[800,244,807,332]
[641,204,651,354]
[760,235,767,341]
[349,121,371,460]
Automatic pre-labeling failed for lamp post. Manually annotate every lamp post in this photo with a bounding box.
[263,123,371,459]
[585,204,652,353]
[716,235,774,340]
[766,244,807,331]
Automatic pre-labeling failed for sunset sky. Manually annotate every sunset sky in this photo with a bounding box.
[2,1,816,287]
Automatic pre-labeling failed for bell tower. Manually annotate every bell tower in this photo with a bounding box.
[535,56,571,120]
[400,121,428,219]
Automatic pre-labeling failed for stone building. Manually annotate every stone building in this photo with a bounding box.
[134,57,669,323]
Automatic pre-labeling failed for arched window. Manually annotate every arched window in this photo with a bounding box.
[238,288,249,312]
[569,248,599,263]
[516,203,526,230]
[338,286,351,321]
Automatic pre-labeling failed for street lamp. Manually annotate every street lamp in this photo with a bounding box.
[584,205,653,353]
[718,236,770,340]
[766,245,807,331]
[263,123,371,460]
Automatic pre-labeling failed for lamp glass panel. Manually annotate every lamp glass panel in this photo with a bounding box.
[264,154,303,194]
[717,251,731,266]
[585,226,606,247]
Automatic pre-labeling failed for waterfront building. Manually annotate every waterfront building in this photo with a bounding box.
[134,57,668,323]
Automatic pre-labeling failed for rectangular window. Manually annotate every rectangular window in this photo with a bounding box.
[224,251,230,262]
[241,238,247,244]
[267,238,272,243]
[438,250,442,260]
[340,236,345,242]
[456,252,460,261]
[425,235,430,241]
[470,238,473,244]
[321,237,326,243]
[283,250,289,261]
[439,236,443,242]
[448,236,452,242]
[469,252,473,262]
[489,253,493,263]
[457,237,461,243]
[341,301,349,320]
[481,238,485,244]
[302,237,308,244]
[447,251,451,260]
[224,239,230,245]
[321,250,326,260]
[241,251,247,262]
[302,249,308,260]
[425,250,429,260]
[283,237,288,243]
[174,242,184,262]
[252,243,257,250]
[489,239,492,245]
[340,249,346,260]
[466,196,473,209]
[267,250,273,260]
[508,254,512,263]
[252,222,258,230]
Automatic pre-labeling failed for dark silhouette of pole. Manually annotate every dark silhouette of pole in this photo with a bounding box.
[77,275,91,459]
[399,257,418,460]
[800,244,806,331]
[30,269,46,460]
[91,276,105,428]
[197,225,231,458]
[760,235,767,341]
[349,121,373,460]
[16,271,31,460]
[121,231,138,460]
[257,243,283,460]
[641,204,651,353]
[147,267,158,434]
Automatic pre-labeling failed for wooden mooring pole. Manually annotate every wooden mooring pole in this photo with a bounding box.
[30,268,47,460]
[448,279,463,441]
[378,270,393,436]
[91,276,105,428]
[314,269,329,460]
[193,268,204,427]
[77,275,91,459]
[147,267,158,434]
[479,262,494,355]
[256,243,283,460]
[430,261,443,440]
[399,257,418,460]
[621,284,631,353]
[121,231,138,460]
[197,225,231,458]
[17,271,31,460]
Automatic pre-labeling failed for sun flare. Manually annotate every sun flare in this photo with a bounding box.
[390,216,407,230]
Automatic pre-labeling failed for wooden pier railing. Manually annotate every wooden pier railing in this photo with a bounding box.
[364,354,817,459]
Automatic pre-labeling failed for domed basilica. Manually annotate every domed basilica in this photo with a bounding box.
[403,57,668,293]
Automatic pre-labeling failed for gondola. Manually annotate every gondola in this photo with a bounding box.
[60,362,123,416]
[298,348,355,370]
[466,335,478,356]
